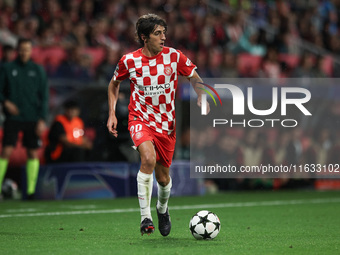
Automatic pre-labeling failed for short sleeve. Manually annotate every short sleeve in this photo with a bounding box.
[113,56,129,81]
[177,51,197,78]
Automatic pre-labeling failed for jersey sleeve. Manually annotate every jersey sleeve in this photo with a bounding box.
[177,51,197,78]
[113,56,129,81]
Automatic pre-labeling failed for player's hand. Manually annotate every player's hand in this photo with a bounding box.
[4,100,20,116]
[36,119,46,137]
[197,96,210,114]
[107,114,118,137]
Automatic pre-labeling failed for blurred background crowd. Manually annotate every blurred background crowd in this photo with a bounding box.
[0,0,340,191]
[1,0,340,79]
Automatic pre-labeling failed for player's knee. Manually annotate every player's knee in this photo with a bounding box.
[156,175,170,187]
[141,153,156,170]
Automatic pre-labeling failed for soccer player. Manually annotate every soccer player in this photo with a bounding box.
[0,38,48,199]
[107,14,209,236]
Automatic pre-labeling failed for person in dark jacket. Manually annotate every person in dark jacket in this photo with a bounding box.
[0,38,48,198]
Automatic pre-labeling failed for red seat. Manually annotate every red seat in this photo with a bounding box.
[31,47,46,65]
[278,54,300,69]
[84,47,106,69]
[237,53,262,77]
[321,55,333,76]
[44,47,67,70]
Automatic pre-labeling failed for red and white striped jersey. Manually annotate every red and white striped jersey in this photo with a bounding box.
[113,46,196,135]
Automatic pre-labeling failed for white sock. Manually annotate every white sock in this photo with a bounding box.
[137,170,153,222]
[157,177,172,214]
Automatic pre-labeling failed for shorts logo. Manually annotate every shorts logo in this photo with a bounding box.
[164,66,173,76]
[135,131,144,140]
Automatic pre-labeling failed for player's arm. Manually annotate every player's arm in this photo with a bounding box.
[107,78,121,137]
[36,66,48,136]
[188,70,210,114]
[0,66,19,115]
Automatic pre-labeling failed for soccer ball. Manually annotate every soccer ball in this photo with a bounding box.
[189,210,221,240]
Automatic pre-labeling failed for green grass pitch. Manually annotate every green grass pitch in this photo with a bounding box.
[0,190,339,255]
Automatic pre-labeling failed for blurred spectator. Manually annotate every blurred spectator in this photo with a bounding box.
[54,46,93,80]
[176,127,190,160]
[96,47,120,83]
[291,53,315,78]
[319,0,338,36]
[327,130,340,164]
[0,15,17,47]
[237,27,266,56]
[242,130,263,167]
[62,21,89,50]
[45,100,92,163]
[206,48,223,77]
[0,44,15,66]
[210,132,243,190]
[226,11,246,53]
[194,50,209,77]
[277,32,300,54]
[79,0,95,22]
[25,17,39,42]
[312,55,329,78]
[260,47,282,78]
[62,0,81,23]
[273,130,292,166]
[0,0,339,81]
[88,17,116,49]
[314,128,332,165]
[220,50,239,77]
[38,0,62,25]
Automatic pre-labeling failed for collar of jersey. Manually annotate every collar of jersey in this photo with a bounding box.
[139,47,164,60]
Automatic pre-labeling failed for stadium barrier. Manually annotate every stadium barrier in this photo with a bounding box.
[21,161,204,200]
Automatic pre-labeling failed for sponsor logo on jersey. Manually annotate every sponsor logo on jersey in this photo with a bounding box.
[135,131,144,140]
[137,83,171,96]
[164,66,173,76]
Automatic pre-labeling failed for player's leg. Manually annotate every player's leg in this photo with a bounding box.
[155,162,171,211]
[0,120,19,195]
[155,162,172,236]
[0,146,14,195]
[153,130,176,237]
[26,149,40,197]
[137,140,156,235]
[23,122,41,198]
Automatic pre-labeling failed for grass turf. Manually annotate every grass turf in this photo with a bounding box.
[0,190,339,255]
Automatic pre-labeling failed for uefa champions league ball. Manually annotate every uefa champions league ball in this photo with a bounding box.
[189,210,221,240]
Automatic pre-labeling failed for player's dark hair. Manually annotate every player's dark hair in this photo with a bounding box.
[136,14,167,45]
[17,38,32,48]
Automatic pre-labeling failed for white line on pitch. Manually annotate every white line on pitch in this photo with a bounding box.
[5,208,38,213]
[0,198,339,218]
